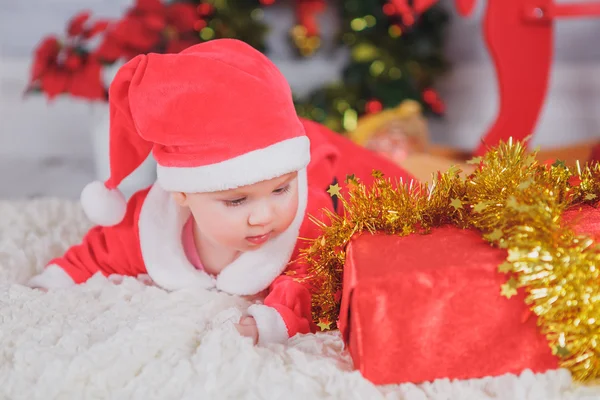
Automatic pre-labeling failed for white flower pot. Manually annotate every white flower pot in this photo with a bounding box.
[90,61,156,200]
[90,103,156,200]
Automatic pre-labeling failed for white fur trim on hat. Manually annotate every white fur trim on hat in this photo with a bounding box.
[156,136,311,193]
[247,304,289,346]
[80,181,127,227]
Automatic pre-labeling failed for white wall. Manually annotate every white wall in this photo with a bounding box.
[1,0,600,163]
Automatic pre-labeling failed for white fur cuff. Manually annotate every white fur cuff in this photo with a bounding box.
[26,264,75,289]
[247,304,289,346]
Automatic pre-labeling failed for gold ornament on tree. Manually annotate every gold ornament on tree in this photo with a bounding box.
[348,99,429,163]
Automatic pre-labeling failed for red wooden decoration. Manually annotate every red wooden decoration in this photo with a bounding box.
[455,0,600,157]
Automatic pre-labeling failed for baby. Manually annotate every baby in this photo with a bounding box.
[27,39,415,345]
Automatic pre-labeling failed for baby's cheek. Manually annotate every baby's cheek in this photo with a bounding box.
[219,214,249,239]
[278,199,298,231]
[197,213,234,238]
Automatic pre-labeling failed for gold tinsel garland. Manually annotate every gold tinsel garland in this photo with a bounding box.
[301,139,600,381]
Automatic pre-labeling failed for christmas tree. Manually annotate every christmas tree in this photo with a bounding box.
[199,0,451,132]
[29,0,450,134]
[291,0,451,132]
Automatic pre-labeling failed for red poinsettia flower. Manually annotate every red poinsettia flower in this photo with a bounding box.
[34,54,105,101]
[66,11,112,40]
[29,36,61,83]
[162,2,204,53]
[27,9,112,101]
[68,11,91,36]
[28,38,105,100]
[95,0,201,62]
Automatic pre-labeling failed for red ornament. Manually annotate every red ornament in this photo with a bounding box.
[413,0,439,13]
[383,3,396,16]
[422,89,445,113]
[422,88,438,104]
[390,0,410,13]
[260,0,276,5]
[296,0,326,37]
[384,0,438,27]
[196,3,213,16]
[194,20,207,31]
[402,13,415,26]
[365,99,383,114]
[432,101,445,114]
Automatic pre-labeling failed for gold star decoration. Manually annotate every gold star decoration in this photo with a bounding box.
[371,169,384,178]
[585,193,597,201]
[450,198,463,210]
[506,248,522,262]
[345,174,357,184]
[386,210,400,223]
[518,179,533,190]
[446,165,461,177]
[293,277,308,284]
[552,159,566,168]
[506,196,519,209]
[466,156,483,165]
[473,202,488,213]
[506,196,529,212]
[317,319,332,331]
[500,277,518,299]
[327,183,342,197]
[498,262,514,274]
[524,154,537,167]
[484,228,503,242]
[554,345,571,358]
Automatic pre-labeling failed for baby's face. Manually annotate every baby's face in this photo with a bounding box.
[176,172,299,252]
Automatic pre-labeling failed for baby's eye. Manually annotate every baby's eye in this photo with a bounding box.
[273,184,291,194]
[224,197,247,207]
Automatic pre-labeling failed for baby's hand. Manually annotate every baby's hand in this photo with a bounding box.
[234,316,259,344]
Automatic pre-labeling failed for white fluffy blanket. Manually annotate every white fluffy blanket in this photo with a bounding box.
[1,198,599,400]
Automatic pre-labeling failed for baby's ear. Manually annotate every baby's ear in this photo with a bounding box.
[171,192,187,206]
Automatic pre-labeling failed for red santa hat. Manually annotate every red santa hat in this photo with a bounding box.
[81,39,311,226]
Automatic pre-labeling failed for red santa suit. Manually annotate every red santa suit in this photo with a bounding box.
[27,39,415,346]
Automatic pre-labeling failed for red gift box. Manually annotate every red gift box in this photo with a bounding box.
[337,205,600,385]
